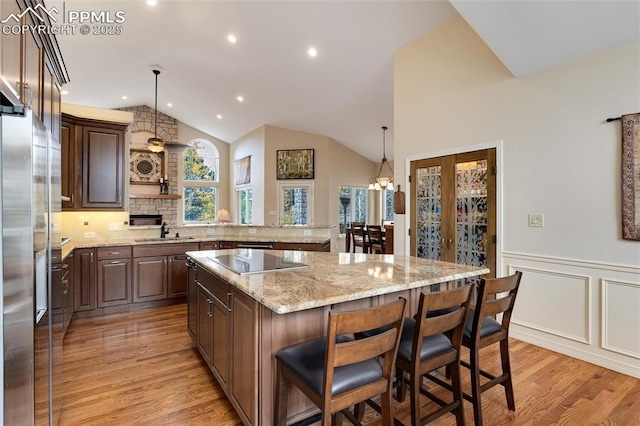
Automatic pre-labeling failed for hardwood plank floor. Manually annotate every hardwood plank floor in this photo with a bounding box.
[61,304,640,425]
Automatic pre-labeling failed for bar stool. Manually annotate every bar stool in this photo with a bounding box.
[274,298,407,426]
[461,271,522,426]
[395,284,474,426]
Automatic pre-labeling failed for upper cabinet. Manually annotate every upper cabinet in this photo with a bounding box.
[62,114,128,210]
[0,0,69,117]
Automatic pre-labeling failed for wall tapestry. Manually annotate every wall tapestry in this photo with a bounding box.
[130,149,164,185]
[276,149,314,180]
[235,155,251,185]
[622,113,640,241]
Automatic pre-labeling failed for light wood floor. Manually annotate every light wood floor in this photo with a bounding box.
[60,304,640,426]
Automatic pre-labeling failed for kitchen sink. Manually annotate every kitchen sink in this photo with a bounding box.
[135,237,196,242]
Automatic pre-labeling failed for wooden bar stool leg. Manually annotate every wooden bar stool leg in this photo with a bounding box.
[381,389,393,426]
[410,368,421,426]
[470,344,483,426]
[501,339,516,411]
[450,361,465,425]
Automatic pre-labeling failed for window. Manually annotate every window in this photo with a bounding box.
[383,188,394,221]
[338,186,368,234]
[279,182,313,225]
[237,188,253,224]
[183,139,219,223]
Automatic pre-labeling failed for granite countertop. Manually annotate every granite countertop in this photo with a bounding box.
[187,249,490,314]
[60,236,331,262]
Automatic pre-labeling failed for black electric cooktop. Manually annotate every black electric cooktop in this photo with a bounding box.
[208,250,309,275]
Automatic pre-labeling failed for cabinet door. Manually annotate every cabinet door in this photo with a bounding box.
[61,121,77,209]
[82,126,124,209]
[211,297,230,389]
[97,259,132,307]
[187,262,197,340]
[196,284,213,365]
[1,1,22,105]
[231,288,257,424]
[133,256,168,302]
[74,249,96,311]
[168,254,189,298]
[410,149,496,277]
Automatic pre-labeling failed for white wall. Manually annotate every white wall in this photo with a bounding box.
[394,16,640,377]
[230,126,266,224]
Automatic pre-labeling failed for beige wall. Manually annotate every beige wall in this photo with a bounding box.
[230,125,375,227]
[394,16,640,377]
[229,126,265,223]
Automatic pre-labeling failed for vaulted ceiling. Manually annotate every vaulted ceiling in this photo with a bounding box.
[53,0,640,162]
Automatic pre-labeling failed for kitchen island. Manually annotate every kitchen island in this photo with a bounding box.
[186,249,489,426]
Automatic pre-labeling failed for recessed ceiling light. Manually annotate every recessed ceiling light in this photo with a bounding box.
[122,95,128,100]
[236,96,244,102]
[227,34,237,44]
[167,103,172,107]
[308,47,317,57]
[216,114,222,119]
[146,0,157,6]
[61,90,69,95]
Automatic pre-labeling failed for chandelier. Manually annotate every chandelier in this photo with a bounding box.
[147,69,164,153]
[368,126,394,191]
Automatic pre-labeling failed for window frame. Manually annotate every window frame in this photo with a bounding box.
[181,138,220,225]
[338,186,369,235]
[236,186,253,225]
[278,181,314,226]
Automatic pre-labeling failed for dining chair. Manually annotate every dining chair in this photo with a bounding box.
[367,225,385,254]
[395,284,474,426]
[460,271,522,426]
[351,224,370,253]
[274,298,407,426]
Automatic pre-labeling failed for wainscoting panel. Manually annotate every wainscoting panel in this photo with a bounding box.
[508,265,590,344]
[601,279,640,359]
[503,252,640,378]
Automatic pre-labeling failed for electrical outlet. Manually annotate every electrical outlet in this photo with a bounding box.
[109,222,123,231]
[248,228,256,234]
[206,228,216,235]
[303,230,312,236]
[528,214,544,228]
[84,231,96,238]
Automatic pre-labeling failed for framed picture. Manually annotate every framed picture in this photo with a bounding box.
[235,155,251,185]
[276,149,315,180]
[129,149,164,185]
[622,113,640,240]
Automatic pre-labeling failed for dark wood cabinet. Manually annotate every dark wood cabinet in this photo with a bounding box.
[188,265,256,424]
[230,287,257,425]
[187,260,198,340]
[168,254,190,298]
[74,248,96,312]
[276,241,330,252]
[133,256,167,302]
[199,241,219,250]
[96,247,132,308]
[61,114,127,211]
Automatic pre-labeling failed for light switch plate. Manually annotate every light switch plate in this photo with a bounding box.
[303,230,312,236]
[528,214,544,228]
[84,231,96,238]
[206,228,216,235]
[248,228,256,234]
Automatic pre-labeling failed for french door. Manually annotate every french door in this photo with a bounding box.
[410,149,496,277]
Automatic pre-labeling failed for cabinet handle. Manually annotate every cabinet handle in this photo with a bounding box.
[71,194,74,204]
[90,252,94,262]
[448,239,453,249]
[110,261,120,264]
[62,280,69,294]
[110,251,120,255]
[206,298,212,317]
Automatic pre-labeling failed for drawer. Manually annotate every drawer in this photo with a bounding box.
[276,242,323,251]
[133,242,200,258]
[196,268,229,307]
[200,241,219,250]
[97,246,132,260]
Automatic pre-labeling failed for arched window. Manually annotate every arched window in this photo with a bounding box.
[183,139,220,223]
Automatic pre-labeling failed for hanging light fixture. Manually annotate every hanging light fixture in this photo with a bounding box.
[368,126,394,191]
[147,69,164,153]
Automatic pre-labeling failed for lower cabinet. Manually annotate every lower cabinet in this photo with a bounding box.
[132,243,199,303]
[97,246,132,307]
[189,264,256,425]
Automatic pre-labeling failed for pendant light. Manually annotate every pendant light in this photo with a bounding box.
[147,69,164,153]
[368,126,394,191]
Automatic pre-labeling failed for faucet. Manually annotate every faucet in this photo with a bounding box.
[160,221,170,238]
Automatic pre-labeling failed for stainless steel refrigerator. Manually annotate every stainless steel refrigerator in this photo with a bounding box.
[1,104,58,424]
